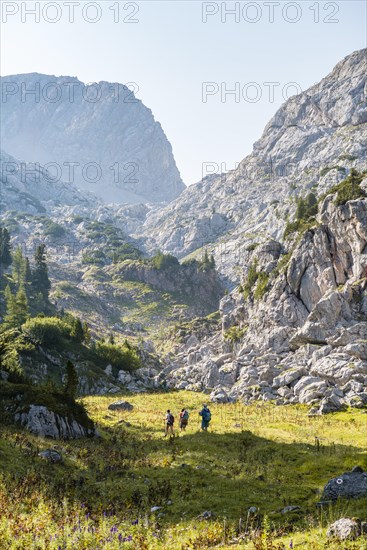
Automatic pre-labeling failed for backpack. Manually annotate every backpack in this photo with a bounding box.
[167,413,174,425]
[182,410,189,420]
[202,408,211,421]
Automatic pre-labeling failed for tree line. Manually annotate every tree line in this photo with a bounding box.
[0,226,51,328]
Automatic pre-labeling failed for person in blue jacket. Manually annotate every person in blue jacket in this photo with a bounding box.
[199,403,211,431]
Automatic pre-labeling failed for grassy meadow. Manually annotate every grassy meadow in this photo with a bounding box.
[0,391,366,549]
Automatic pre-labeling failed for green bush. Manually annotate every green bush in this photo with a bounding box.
[323,169,366,206]
[254,272,269,300]
[82,250,107,266]
[43,221,66,238]
[151,251,179,270]
[22,317,72,346]
[94,341,141,372]
[224,325,247,343]
[242,261,258,299]
[284,192,318,239]
[109,243,143,263]
[0,328,33,377]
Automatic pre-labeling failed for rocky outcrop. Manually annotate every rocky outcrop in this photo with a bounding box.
[0,149,97,214]
[0,73,184,204]
[111,260,224,315]
[141,49,367,284]
[15,405,95,439]
[161,193,367,411]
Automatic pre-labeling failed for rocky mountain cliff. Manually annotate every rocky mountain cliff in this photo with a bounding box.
[0,149,98,214]
[0,73,185,203]
[161,179,367,414]
[141,49,367,285]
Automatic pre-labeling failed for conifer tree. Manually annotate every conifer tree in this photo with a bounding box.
[0,228,12,268]
[71,318,84,343]
[4,285,29,329]
[12,247,26,287]
[64,360,79,399]
[32,244,51,304]
[83,321,91,344]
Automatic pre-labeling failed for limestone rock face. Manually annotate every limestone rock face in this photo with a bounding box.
[0,149,97,214]
[15,405,95,439]
[162,194,367,411]
[0,73,184,204]
[141,49,367,284]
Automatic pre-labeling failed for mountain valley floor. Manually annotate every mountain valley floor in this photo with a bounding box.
[0,391,366,549]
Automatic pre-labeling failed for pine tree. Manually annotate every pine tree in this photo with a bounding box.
[71,318,84,343]
[64,360,79,399]
[12,247,26,287]
[32,244,51,304]
[83,321,91,344]
[24,257,32,284]
[109,332,115,345]
[4,285,29,329]
[0,228,12,268]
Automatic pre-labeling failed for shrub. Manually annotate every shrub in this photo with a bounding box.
[0,328,33,377]
[109,243,143,263]
[151,251,179,270]
[82,250,107,266]
[22,317,72,346]
[324,169,366,206]
[242,261,258,299]
[224,325,247,343]
[254,272,269,300]
[94,341,141,372]
[284,192,318,239]
[43,221,66,238]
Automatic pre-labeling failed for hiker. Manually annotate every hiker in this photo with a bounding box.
[199,403,211,431]
[179,408,189,431]
[164,409,175,436]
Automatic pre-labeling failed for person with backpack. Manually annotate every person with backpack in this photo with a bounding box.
[179,408,189,431]
[164,409,175,436]
[199,404,211,431]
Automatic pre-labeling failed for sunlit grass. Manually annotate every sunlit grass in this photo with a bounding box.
[0,391,366,548]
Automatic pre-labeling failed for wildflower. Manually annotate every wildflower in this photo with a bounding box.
[131,519,139,525]
[290,541,293,549]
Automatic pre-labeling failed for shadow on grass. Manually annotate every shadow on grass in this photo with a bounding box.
[1,418,366,528]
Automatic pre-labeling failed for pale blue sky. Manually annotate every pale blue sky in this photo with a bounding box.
[1,1,366,185]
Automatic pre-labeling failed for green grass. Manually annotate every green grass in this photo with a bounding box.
[0,391,366,548]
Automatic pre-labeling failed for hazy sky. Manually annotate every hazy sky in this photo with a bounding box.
[1,1,366,185]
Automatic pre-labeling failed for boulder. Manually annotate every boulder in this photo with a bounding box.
[15,405,94,439]
[317,393,343,414]
[322,466,367,500]
[38,449,63,463]
[198,511,215,520]
[273,367,305,388]
[210,387,230,403]
[327,518,361,541]
[108,401,134,411]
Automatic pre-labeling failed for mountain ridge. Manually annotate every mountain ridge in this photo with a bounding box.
[140,48,367,284]
[0,72,185,204]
